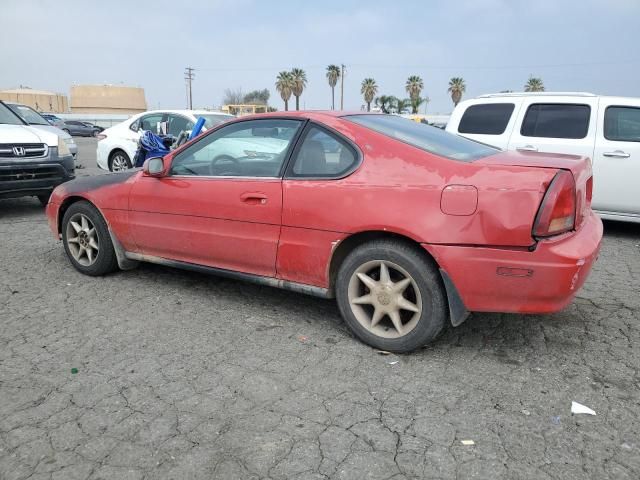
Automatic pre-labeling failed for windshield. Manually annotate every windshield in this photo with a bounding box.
[7,104,50,125]
[201,114,234,129]
[0,103,25,125]
[345,114,498,162]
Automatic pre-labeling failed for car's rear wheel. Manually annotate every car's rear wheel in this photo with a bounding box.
[62,201,118,276]
[109,150,132,172]
[336,240,447,352]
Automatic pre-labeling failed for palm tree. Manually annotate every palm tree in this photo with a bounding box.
[290,68,307,110]
[326,65,340,110]
[410,96,425,115]
[275,71,294,111]
[360,78,378,111]
[394,98,410,114]
[405,75,424,113]
[375,95,394,114]
[448,77,466,107]
[524,76,544,92]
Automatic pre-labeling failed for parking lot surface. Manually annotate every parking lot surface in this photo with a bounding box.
[1,138,639,480]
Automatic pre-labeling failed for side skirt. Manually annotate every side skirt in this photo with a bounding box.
[124,252,333,299]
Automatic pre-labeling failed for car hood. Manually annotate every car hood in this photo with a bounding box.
[29,124,74,141]
[0,124,58,146]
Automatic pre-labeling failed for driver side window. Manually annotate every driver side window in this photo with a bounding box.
[170,119,302,177]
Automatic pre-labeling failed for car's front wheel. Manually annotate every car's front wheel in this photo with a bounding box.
[109,150,132,172]
[61,201,118,276]
[336,240,448,352]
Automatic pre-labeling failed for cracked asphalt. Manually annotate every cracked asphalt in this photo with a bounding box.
[1,138,639,479]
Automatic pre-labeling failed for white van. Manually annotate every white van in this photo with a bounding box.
[446,92,640,223]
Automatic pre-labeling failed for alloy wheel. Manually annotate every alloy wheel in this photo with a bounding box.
[347,260,423,339]
[111,154,129,171]
[65,213,100,266]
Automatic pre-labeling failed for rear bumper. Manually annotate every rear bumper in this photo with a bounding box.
[427,212,603,314]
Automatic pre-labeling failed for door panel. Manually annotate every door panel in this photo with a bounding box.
[592,99,640,215]
[127,118,304,277]
[507,99,598,157]
[129,177,282,276]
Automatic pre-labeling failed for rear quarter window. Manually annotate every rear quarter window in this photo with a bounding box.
[521,103,590,139]
[458,103,515,135]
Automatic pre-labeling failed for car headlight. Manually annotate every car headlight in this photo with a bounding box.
[64,137,75,145]
[58,137,71,156]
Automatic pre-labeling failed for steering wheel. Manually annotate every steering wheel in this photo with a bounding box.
[209,155,239,176]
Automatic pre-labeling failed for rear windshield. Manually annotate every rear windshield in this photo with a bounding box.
[345,114,498,162]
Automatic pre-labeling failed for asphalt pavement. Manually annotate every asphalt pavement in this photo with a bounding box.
[0,137,639,479]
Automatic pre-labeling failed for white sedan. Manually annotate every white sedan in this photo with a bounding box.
[96,109,233,171]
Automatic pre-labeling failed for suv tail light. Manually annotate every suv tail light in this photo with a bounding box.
[96,134,107,140]
[533,170,576,238]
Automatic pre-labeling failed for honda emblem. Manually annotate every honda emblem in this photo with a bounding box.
[12,146,26,157]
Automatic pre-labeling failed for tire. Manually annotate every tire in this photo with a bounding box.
[335,240,448,353]
[63,129,71,135]
[92,130,99,137]
[37,193,51,206]
[108,150,132,172]
[61,201,119,276]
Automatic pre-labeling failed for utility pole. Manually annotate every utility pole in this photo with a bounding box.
[184,67,195,109]
[340,64,345,110]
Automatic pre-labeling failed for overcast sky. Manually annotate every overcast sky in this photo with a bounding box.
[2,0,639,113]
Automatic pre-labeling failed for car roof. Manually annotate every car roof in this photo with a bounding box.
[139,109,231,116]
[230,110,376,122]
[478,92,597,98]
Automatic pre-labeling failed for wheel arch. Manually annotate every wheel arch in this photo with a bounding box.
[57,195,90,235]
[327,230,469,327]
[57,196,138,271]
[108,148,131,168]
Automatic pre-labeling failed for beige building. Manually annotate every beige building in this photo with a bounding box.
[70,84,147,114]
[0,88,68,113]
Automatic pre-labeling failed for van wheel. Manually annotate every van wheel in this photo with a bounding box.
[61,201,118,276]
[109,151,132,172]
[335,240,447,353]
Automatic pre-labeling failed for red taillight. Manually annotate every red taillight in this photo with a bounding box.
[533,170,576,238]
[96,134,107,140]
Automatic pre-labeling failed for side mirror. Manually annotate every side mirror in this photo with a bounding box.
[143,157,166,177]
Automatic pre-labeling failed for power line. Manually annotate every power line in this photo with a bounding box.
[193,58,640,73]
[184,67,195,109]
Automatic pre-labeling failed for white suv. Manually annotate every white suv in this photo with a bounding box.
[447,92,640,223]
[96,109,234,171]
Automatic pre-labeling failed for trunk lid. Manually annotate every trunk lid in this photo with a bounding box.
[477,150,593,230]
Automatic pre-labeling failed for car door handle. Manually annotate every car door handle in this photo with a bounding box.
[603,150,630,158]
[516,145,538,152]
[240,193,268,205]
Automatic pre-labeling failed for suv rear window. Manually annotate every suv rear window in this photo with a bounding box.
[458,103,515,135]
[346,114,498,162]
[521,103,590,139]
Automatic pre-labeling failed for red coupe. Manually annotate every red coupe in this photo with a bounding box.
[46,112,602,352]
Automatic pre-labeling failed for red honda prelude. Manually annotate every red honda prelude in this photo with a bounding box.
[46,112,602,352]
